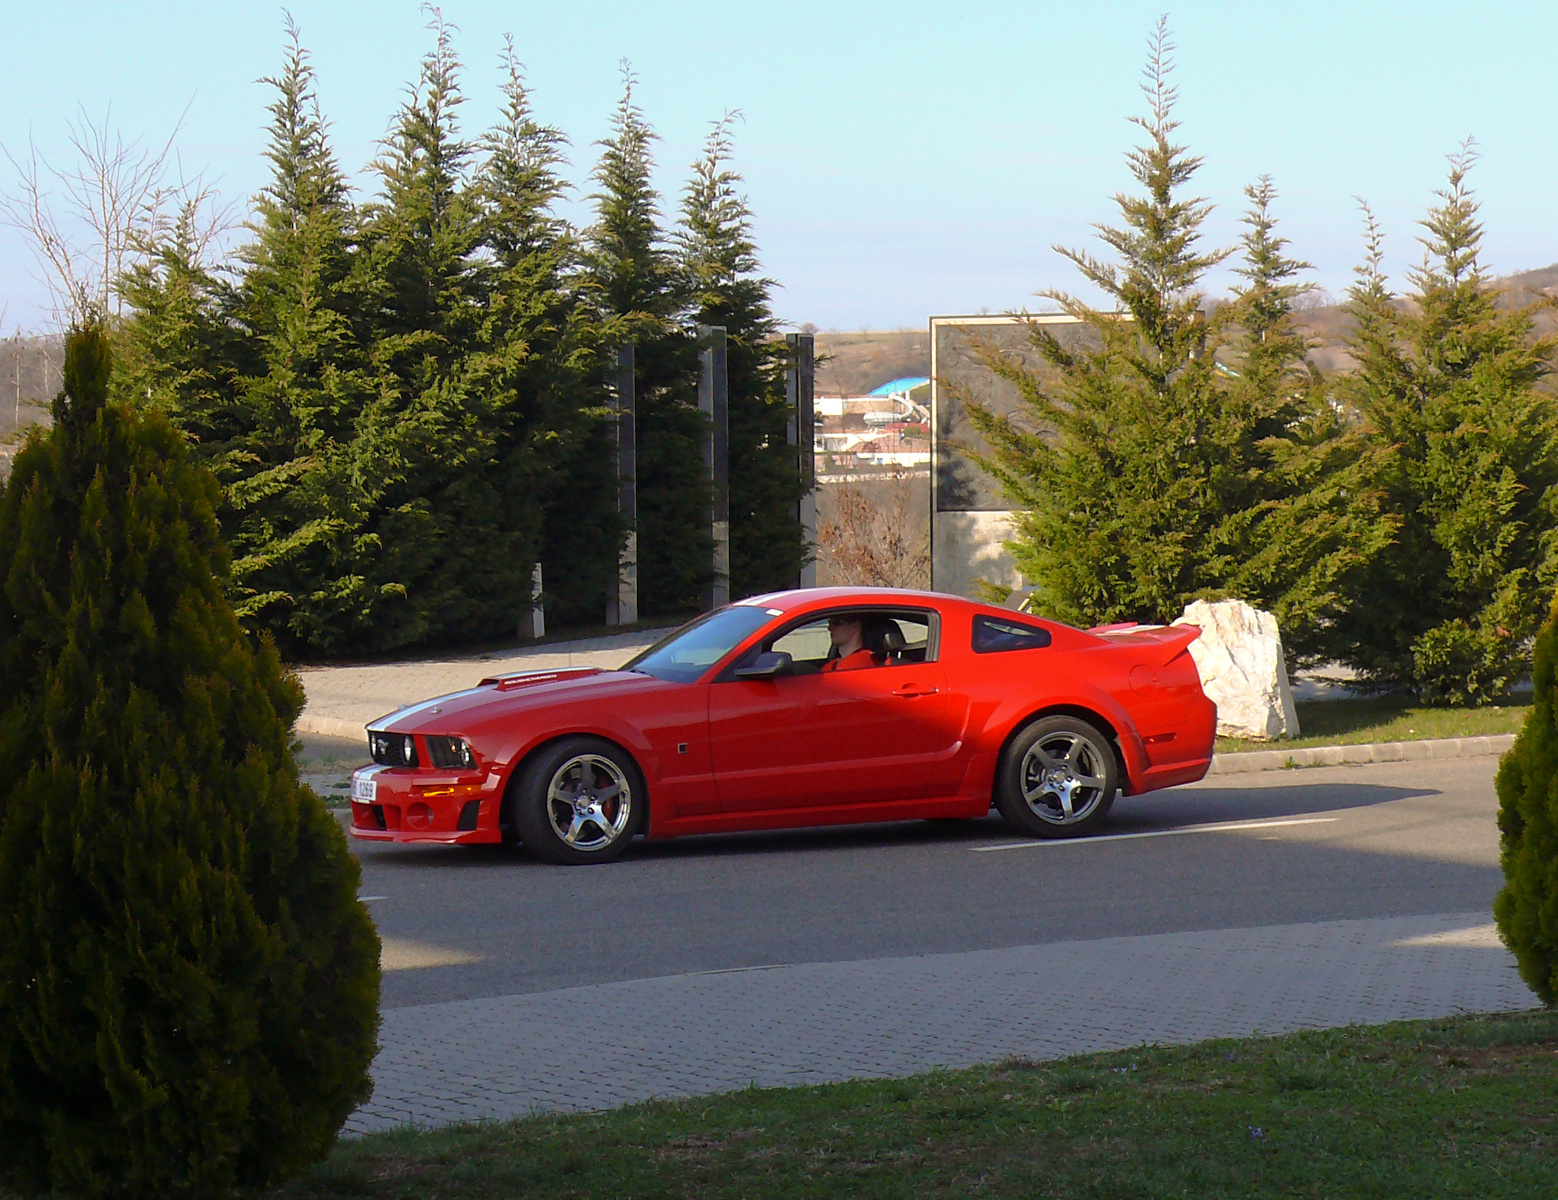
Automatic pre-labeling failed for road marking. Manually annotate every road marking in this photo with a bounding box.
[359,895,389,902]
[972,816,1338,852]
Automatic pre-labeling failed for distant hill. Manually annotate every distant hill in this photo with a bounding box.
[815,263,1558,396]
[814,330,931,398]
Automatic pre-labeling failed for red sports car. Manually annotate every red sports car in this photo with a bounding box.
[348,587,1215,864]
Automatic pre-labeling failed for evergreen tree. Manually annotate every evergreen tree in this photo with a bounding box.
[0,327,379,1198]
[1337,149,1558,702]
[342,13,513,649]
[475,40,621,626]
[676,114,804,597]
[224,20,373,649]
[966,26,1387,654]
[118,20,375,655]
[587,66,708,614]
[1495,596,1558,1004]
[1213,181,1395,660]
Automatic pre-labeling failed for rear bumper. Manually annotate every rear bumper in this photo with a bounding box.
[348,765,506,845]
[1135,757,1213,792]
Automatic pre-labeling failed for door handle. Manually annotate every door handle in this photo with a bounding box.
[891,683,939,698]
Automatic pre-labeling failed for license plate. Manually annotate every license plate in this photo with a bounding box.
[352,775,377,803]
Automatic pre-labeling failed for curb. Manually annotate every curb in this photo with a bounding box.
[296,715,366,742]
[1209,733,1516,775]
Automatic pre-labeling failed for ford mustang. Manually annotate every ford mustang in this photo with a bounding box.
[348,587,1216,864]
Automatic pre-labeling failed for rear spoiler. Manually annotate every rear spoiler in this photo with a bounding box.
[1087,621,1202,665]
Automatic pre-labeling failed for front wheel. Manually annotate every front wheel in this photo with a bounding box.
[995,716,1118,839]
[511,737,643,864]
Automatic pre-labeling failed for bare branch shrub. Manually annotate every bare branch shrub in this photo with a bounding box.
[816,470,930,588]
[1,105,226,326]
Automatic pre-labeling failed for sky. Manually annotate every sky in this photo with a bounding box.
[2,0,1557,332]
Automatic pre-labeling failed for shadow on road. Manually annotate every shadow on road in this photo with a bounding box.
[352,777,1439,871]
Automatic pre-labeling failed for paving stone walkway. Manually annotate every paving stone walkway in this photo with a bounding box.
[347,910,1536,1133]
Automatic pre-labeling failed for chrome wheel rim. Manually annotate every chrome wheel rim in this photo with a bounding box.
[546,754,632,851]
[1020,731,1110,825]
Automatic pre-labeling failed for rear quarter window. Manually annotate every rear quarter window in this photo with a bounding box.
[972,614,1054,653]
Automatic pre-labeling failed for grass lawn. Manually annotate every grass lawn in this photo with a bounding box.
[267,1009,1557,1200]
[1216,696,1532,755]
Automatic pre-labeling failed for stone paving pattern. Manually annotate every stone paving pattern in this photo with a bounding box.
[347,910,1536,1133]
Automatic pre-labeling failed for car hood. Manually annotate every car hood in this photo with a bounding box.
[368,666,673,733]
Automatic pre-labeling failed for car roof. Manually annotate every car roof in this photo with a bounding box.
[734,586,985,616]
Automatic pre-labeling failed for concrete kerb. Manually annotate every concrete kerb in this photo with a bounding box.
[1206,733,1516,775]
[296,714,365,742]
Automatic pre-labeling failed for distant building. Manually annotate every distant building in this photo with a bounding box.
[815,377,931,476]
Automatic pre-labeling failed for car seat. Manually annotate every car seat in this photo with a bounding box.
[862,616,906,664]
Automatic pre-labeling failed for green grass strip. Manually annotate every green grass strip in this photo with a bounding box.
[1216,696,1531,754]
[268,1008,1557,1200]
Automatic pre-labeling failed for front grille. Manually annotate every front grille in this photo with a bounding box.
[369,731,419,767]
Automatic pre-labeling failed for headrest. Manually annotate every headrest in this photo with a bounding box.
[863,616,905,654]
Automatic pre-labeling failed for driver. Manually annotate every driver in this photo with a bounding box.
[822,614,878,672]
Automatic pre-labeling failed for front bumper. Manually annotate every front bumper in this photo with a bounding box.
[348,764,506,845]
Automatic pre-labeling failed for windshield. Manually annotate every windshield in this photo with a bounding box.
[623,606,777,684]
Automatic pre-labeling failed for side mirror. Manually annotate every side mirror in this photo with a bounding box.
[734,650,793,680]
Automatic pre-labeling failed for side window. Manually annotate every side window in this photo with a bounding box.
[728,609,938,677]
[770,618,833,671]
[972,614,1053,653]
[879,614,932,664]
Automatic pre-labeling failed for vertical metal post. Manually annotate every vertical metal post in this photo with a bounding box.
[518,562,545,639]
[698,325,730,609]
[787,333,817,587]
[607,344,638,626]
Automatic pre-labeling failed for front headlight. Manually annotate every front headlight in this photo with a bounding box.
[425,736,476,770]
[368,732,419,767]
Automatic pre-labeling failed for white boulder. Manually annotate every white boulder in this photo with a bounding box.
[1177,599,1300,741]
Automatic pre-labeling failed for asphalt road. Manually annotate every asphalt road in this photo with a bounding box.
[352,755,1505,1011]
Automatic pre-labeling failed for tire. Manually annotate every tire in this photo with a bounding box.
[995,716,1118,839]
[511,736,644,865]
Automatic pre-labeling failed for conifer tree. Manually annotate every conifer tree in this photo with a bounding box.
[962,26,1231,623]
[0,327,379,1198]
[966,24,1228,627]
[1494,596,1558,1003]
[344,13,512,648]
[1213,181,1394,660]
[1337,149,1558,702]
[224,20,372,649]
[475,40,621,625]
[119,20,375,655]
[676,114,804,597]
[587,66,709,614]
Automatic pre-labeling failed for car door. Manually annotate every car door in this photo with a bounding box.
[706,608,958,812]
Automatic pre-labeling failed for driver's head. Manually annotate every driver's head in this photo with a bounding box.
[827,613,864,655]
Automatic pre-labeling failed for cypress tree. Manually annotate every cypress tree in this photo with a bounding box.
[966,25,1385,651]
[1213,180,1395,661]
[1495,596,1558,1004]
[119,20,376,656]
[961,24,1229,626]
[1337,149,1558,702]
[587,67,709,614]
[475,40,621,626]
[225,20,373,651]
[344,14,510,649]
[675,114,804,597]
[0,327,379,1197]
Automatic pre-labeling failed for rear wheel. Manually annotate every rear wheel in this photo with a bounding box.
[512,737,643,864]
[995,716,1118,839]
